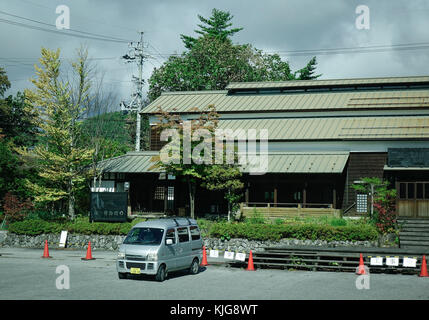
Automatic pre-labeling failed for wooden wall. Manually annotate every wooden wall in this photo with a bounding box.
[342,152,387,213]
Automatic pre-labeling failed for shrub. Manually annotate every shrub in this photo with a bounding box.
[329,218,347,227]
[3,192,33,222]
[245,208,266,224]
[208,221,378,242]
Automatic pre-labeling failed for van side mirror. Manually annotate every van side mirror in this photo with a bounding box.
[166,239,173,245]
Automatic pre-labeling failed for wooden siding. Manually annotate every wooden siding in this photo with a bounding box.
[150,126,167,151]
[342,152,387,212]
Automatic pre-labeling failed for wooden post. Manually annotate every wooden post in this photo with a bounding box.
[303,187,307,209]
[274,187,278,207]
[333,188,337,209]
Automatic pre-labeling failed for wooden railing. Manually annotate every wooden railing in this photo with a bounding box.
[244,202,333,209]
[241,202,341,218]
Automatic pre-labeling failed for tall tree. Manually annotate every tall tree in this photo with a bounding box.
[150,105,221,219]
[149,7,320,102]
[21,47,93,219]
[180,8,243,49]
[0,67,10,97]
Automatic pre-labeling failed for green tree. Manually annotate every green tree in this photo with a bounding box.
[149,9,320,102]
[180,8,243,49]
[0,67,10,97]
[0,92,38,147]
[351,177,397,233]
[21,47,94,219]
[202,165,243,221]
[149,105,221,219]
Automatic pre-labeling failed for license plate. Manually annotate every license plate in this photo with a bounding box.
[130,268,141,274]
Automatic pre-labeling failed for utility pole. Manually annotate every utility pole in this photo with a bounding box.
[120,31,146,151]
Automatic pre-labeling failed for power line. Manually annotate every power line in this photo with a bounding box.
[0,10,132,43]
[0,17,130,43]
[16,0,140,34]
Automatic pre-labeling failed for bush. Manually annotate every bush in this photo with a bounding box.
[245,208,266,224]
[8,217,135,236]
[7,216,378,243]
[26,210,67,222]
[208,221,378,242]
[2,192,33,222]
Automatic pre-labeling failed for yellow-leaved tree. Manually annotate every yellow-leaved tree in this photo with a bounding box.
[20,47,94,219]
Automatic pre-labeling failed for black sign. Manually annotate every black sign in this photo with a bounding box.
[90,192,128,222]
[388,148,429,167]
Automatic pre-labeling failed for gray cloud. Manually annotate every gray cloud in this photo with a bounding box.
[1,0,428,106]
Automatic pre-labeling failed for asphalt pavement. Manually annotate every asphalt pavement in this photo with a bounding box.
[1,247,429,300]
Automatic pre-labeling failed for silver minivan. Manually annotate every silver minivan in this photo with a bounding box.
[116,217,203,281]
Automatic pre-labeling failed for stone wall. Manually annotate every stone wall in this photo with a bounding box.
[0,231,381,251]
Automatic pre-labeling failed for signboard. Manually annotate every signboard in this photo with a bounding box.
[370,256,383,266]
[59,230,68,248]
[235,252,246,262]
[90,192,128,222]
[224,251,235,260]
[403,257,417,268]
[209,250,219,258]
[388,148,429,167]
[385,257,399,266]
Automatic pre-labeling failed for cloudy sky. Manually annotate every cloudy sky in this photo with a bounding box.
[1,0,429,109]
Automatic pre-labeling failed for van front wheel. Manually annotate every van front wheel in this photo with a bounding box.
[189,258,200,275]
[156,264,167,282]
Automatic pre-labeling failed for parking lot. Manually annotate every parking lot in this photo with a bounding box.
[1,247,429,300]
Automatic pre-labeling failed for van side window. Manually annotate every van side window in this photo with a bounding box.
[166,228,176,244]
[190,226,200,240]
[177,227,190,242]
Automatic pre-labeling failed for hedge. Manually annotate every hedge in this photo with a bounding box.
[7,218,143,236]
[208,222,379,242]
[7,218,379,242]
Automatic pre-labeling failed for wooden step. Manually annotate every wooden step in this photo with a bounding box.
[399,231,429,237]
[400,240,429,246]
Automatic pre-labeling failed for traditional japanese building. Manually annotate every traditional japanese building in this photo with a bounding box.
[97,76,429,219]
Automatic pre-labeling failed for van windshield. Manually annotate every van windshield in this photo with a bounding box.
[124,228,164,245]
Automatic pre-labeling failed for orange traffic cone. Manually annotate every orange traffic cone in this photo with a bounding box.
[356,253,366,275]
[419,255,428,277]
[81,241,96,261]
[200,246,208,266]
[246,250,255,271]
[41,240,52,258]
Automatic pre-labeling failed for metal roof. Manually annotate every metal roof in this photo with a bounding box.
[97,151,349,174]
[143,88,429,114]
[226,76,429,90]
[241,151,349,173]
[217,116,429,140]
[96,151,162,173]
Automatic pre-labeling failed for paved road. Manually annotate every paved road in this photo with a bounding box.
[0,247,428,300]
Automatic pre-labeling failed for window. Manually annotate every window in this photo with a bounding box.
[417,183,424,199]
[154,186,165,200]
[408,183,415,199]
[165,228,176,245]
[399,182,429,200]
[190,226,200,241]
[177,227,190,242]
[123,228,164,245]
[399,183,406,199]
[356,194,368,213]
